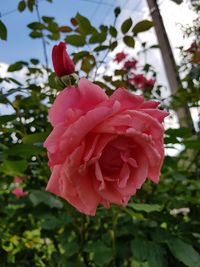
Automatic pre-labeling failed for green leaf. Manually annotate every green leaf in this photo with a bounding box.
[42,16,54,23]
[121,18,133,34]
[41,214,63,230]
[110,41,118,51]
[7,61,28,72]
[99,25,108,33]
[114,69,127,76]
[89,32,106,44]
[0,20,7,40]
[128,203,163,213]
[22,132,49,144]
[143,63,151,72]
[81,55,96,74]
[0,114,16,124]
[75,13,95,35]
[46,21,58,32]
[47,32,60,40]
[8,62,23,71]
[123,36,135,48]
[8,77,22,85]
[29,31,43,38]
[165,127,191,138]
[103,75,112,82]
[167,238,200,267]
[114,6,121,17]
[0,92,10,104]
[109,26,117,37]
[59,26,73,33]
[4,144,44,157]
[171,0,183,4]
[29,190,63,209]
[64,241,80,257]
[147,244,167,267]
[73,51,89,64]
[65,34,86,46]
[150,44,160,49]
[183,139,200,149]
[27,0,35,12]
[27,22,45,30]
[131,238,148,262]
[84,240,112,266]
[1,159,27,176]
[18,0,26,12]
[132,20,154,34]
[48,73,65,90]
[131,260,149,267]
[30,58,39,65]
[94,45,109,52]
[111,80,127,88]
[131,239,167,267]
[165,127,193,144]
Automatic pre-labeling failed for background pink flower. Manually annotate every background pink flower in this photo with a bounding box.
[114,52,127,63]
[14,176,23,183]
[129,74,156,90]
[44,78,168,215]
[144,78,156,88]
[186,41,198,53]
[124,60,138,71]
[12,187,28,198]
[128,74,146,89]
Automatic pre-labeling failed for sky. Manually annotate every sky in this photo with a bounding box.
[0,0,197,155]
[0,1,198,121]
[0,0,196,65]
[0,0,117,63]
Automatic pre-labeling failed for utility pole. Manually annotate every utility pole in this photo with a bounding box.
[146,0,194,130]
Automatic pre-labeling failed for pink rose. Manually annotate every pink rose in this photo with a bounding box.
[124,59,138,71]
[144,78,156,88]
[129,74,156,90]
[186,41,198,53]
[128,74,146,89]
[114,52,127,63]
[52,42,75,77]
[44,78,168,215]
[12,187,28,198]
[14,176,23,183]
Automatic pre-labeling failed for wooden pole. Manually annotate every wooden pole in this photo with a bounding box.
[146,0,194,130]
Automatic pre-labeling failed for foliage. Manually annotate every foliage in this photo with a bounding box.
[0,1,200,267]
[0,20,7,40]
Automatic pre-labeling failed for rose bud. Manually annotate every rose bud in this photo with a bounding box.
[52,42,75,77]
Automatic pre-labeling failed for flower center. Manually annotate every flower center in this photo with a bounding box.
[99,144,123,176]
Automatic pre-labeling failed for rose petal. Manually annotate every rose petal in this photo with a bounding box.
[96,182,125,205]
[46,165,62,195]
[47,106,112,166]
[64,144,100,215]
[49,78,108,126]
[141,109,169,123]
[95,161,105,190]
[110,88,144,110]
[59,107,112,160]
[118,163,130,188]
[83,133,100,162]
[140,100,160,109]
